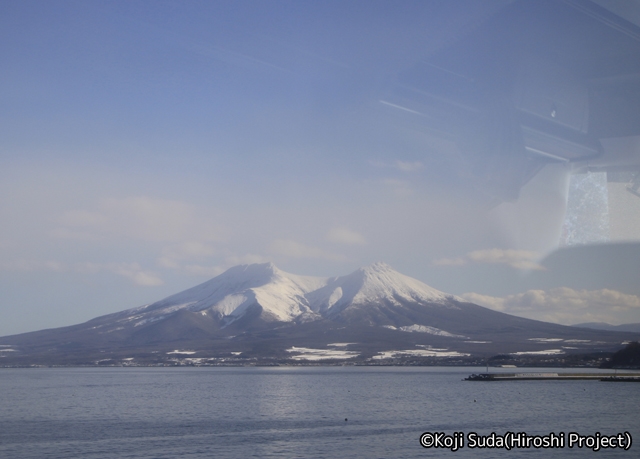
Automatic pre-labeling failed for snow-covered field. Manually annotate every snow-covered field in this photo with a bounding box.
[384,324,467,338]
[372,348,470,359]
[511,349,565,355]
[286,346,359,360]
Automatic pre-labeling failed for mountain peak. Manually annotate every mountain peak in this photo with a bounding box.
[356,262,410,283]
[361,261,393,273]
[303,261,453,316]
[346,262,450,305]
[230,261,279,278]
[112,262,456,330]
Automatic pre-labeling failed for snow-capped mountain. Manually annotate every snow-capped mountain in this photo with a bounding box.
[1,262,638,366]
[306,262,455,315]
[111,261,459,330]
[133,262,327,325]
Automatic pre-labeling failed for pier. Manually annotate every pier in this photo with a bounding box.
[465,372,640,381]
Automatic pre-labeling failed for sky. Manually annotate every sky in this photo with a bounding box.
[2,0,640,336]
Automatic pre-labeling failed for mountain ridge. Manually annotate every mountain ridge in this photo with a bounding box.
[112,261,458,329]
[1,262,638,366]
[572,322,640,333]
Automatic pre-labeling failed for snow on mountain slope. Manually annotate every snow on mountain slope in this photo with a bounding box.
[306,262,455,314]
[126,263,328,324]
[115,262,458,328]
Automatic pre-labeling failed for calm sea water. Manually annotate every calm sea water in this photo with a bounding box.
[0,366,638,458]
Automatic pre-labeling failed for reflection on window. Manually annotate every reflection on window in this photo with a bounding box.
[561,170,640,246]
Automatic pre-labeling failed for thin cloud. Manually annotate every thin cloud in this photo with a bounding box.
[74,262,164,287]
[182,264,225,278]
[326,227,366,245]
[0,259,66,272]
[394,160,423,172]
[53,196,226,244]
[467,249,543,270]
[378,100,425,116]
[434,248,544,270]
[369,159,423,172]
[185,254,270,279]
[59,210,107,227]
[269,239,347,262]
[114,267,164,287]
[432,257,466,267]
[157,241,218,269]
[461,288,640,325]
[223,254,270,267]
[49,228,103,241]
[381,178,413,196]
[110,263,164,287]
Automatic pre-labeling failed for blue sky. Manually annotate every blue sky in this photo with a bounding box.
[2,1,640,335]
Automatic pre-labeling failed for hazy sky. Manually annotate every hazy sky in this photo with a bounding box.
[2,0,639,336]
